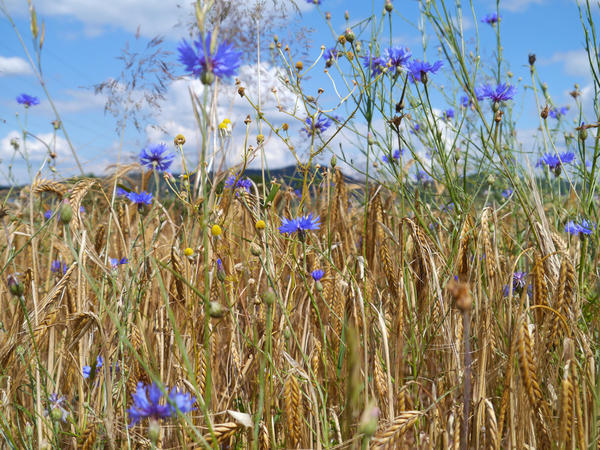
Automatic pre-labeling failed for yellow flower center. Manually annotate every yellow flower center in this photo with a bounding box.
[211,224,222,236]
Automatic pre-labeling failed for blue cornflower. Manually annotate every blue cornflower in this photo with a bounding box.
[460,95,473,108]
[16,94,40,107]
[548,106,568,119]
[44,209,52,220]
[382,149,404,163]
[110,257,129,268]
[46,393,68,422]
[126,191,153,206]
[127,382,180,427]
[481,13,499,25]
[501,188,513,198]
[415,170,433,183]
[168,388,196,416]
[503,271,528,297]
[411,123,421,134]
[324,47,338,65]
[225,174,253,192]
[444,108,455,119]
[386,47,412,72]
[177,32,242,81]
[361,50,388,76]
[311,269,324,281]
[442,202,454,212]
[306,0,322,3]
[565,219,595,236]
[279,213,320,234]
[140,143,175,172]
[407,59,443,83]
[302,114,332,135]
[476,82,516,103]
[83,356,104,379]
[536,151,575,175]
[51,260,68,275]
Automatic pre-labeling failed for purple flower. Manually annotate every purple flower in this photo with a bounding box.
[311,269,324,281]
[444,108,455,119]
[127,382,172,427]
[460,95,473,108]
[306,0,322,3]
[536,151,575,176]
[476,82,516,103]
[361,50,388,76]
[407,59,443,83]
[140,143,175,172]
[83,356,104,379]
[386,47,412,71]
[565,219,595,236]
[177,32,242,80]
[324,47,338,63]
[126,191,153,206]
[302,114,332,135]
[549,106,568,119]
[503,271,528,296]
[411,123,420,134]
[168,388,196,416]
[415,170,433,183]
[501,188,513,198]
[279,213,320,234]
[16,94,40,107]
[46,393,68,422]
[110,257,129,268]
[51,260,68,275]
[44,209,52,220]
[382,148,404,163]
[481,13,499,25]
[225,174,253,192]
[442,202,454,212]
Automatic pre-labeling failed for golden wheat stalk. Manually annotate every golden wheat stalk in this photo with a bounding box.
[558,360,575,448]
[32,178,68,197]
[205,422,244,445]
[516,315,551,446]
[532,253,548,327]
[79,422,97,450]
[374,352,388,413]
[285,374,303,448]
[370,411,422,450]
[550,257,575,347]
[485,399,499,450]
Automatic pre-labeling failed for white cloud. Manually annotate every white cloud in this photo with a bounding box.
[0,130,117,182]
[142,62,301,171]
[0,56,33,77]
[550,49,592,79]
[47,89,107,113]
[4,0,192,38]
[4,0,308,39]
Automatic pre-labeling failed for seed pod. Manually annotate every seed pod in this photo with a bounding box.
[59,202,73,224]
[344,28,355,43]
[201,70,215,85]
[208,301,227,318]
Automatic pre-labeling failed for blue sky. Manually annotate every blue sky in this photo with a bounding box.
[0,0,596,183]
